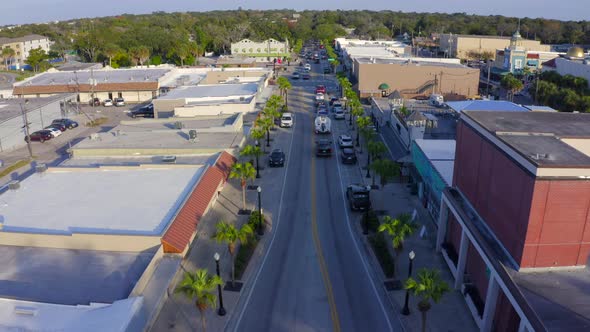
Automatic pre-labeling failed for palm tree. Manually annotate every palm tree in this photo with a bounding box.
[263,106,281,130]
[250,128,266,153]
[187,41,202,65]
[378,213,417,278]
[367,141,388,183]
[255,116,273,148]
[229,162,256,211]
[276,77,292,108]
[103,44,119,67]
[405,269,450,332]
[371,159,400,189]
[213,221,253,287]
[356,116,373,152]
[241,144,263,178]
[128,47,141,66]
[266,95,284,114]
[137,46,150,66]
[175,269,223,332]
[2,47,15,70]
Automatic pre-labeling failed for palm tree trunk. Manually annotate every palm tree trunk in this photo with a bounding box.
[285,91,288,108]
[200,309,207,332]
[241,185,246,210]
[421,310,427,332]
[231,253,236,287]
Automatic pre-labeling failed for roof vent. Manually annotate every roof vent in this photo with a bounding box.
[8,181,20,190]
[530,153,549,160]
[14,306,37,316]
[240,96,245,101]
[35,163,47,173]
[174,121,184,129]
[89,133,101,141]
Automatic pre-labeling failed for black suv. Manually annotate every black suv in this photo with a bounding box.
[315,139,332,157]
[346,184,372,211]
[52,118,79,129]
[130,104,154,118]
[268,149,285,167]
[340,148,357,164]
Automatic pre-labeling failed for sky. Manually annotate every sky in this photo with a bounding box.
[1,0,587,25]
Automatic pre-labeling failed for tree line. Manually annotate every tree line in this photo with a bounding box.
[0,10,588,68]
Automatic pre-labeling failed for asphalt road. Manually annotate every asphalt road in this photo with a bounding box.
[232,62,398,331]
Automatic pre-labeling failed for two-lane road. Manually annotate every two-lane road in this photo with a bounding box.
[232,62,399,332]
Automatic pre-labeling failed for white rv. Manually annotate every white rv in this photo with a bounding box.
[314,115,331,134]
[428,94,444,107]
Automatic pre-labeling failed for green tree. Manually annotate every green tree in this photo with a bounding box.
[175,269,223,332]
[405,269,450,332]
[370,158,400,188]
[500,74,523,101]
[276,77,292,108]
[187,41,203,65]
[250,128,266,153]
[103,44,119,67]
[1,47,15,69]
[229,162,256,211]
[378,213,417,278]
[213,221,253,287]
[25,47,47,72]
[255,116,273,148]
[241,144,263,177]
[356,115,373,152]
[137,46,150,66]
[367,141,388,183]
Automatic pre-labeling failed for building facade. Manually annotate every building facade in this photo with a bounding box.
[439,33,550,59]
[542,47,590,88]
[231,38,289,62]
[0,34,52,69]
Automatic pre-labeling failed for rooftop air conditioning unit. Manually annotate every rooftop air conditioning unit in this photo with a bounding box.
[35,163,47,173]
[8,181,20,190]
[189,129,197,142]
[174,121,184,129]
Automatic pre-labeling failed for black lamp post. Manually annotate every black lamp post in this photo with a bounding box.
[349,111,353,126]
[401,250,416,315]
[356,130,360,147]
[366,152,371,178]
[255,140,260,178]
[214,252,226,316]
[257,186,264,235]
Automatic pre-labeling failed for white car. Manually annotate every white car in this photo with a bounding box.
[334,109,345,120]
[315,93,325,101]
[338,134,354,148]
[103,99,113,107]
[280,112,294,128]
[304,63,311,71]
[114,98,125,107]
[44,127,62,138]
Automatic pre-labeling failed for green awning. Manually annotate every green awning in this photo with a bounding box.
[378,83,390,90]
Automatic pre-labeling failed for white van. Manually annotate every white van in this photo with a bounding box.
[280,113,294,128]
[429,94,444,107]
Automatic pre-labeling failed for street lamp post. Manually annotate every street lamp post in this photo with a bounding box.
[401,250,416,315]
[366,152,371,178]
[257,186,264,235]
[214,253,226,316]
[255,140,260,178]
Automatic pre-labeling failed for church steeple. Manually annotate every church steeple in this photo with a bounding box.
[510,18,523,48]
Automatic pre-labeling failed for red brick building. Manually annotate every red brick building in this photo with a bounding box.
[436,111,590,332]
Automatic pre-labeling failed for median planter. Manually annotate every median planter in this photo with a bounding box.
[367,232,395,279]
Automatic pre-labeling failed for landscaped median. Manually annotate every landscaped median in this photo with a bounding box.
[0,159,31,179]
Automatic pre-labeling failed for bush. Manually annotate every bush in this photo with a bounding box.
[363,209,380,233]
[234,236,259,280]
[368,233,395,278]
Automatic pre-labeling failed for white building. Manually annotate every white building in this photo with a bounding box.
[231,38,289,62]
[542,47,590,88]
[0,34,53,68]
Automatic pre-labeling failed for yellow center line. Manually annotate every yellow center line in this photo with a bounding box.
[310,133,341,332]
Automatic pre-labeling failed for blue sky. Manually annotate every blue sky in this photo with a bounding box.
[1,0,586,25]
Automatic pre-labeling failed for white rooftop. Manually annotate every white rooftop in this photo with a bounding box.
[415,139,456,185]
[0,296,141,332]
[0,166,203,235]
[16,68,171,86]
[159,83,259,101]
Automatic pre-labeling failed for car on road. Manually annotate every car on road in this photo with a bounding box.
[315,93,324,101]
[315,139,332,157]
[304,63,311,71]
[44,126,62,138]
[302,73,311,80]
[25,130,53,143]
[347,184,372,211]
[268,149,286,167]
[280,112,293,128]
[334,109,345,120]
[130,104,154,118]
[323,66,330,73]
[332,102,343,111]
[114,98,125,107]
[103,99,113,107]
[315,85,326,94]
[338,134,354,149]
[52,118,78,129]
[291,72,300,79]
[340,148,357,164]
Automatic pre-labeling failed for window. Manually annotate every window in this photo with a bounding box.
[514,59,523,69]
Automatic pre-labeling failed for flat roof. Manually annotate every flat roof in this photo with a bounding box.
[522,105,557,112]
[447,100,529,113]
[414,139,456,185]
[0,296,141,332]
[61,155,215,167]
[512,268,590,331]
[0,245,155,305]
[159,83,258,100]
[16,68,170,86]
[0,94,76,123]
[463,111,590,168]
[356,57,468,69]
[0,166,203,235]
[116,114,240,132]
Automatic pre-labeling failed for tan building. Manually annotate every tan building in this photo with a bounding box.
[353,57,480,98]
[0,34,52,68]
[439,33,550,59]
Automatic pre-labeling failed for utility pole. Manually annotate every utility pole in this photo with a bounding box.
[486,60,492,97]
[439,71,443,94]
[535,71,540,105]
[20,99,33,159]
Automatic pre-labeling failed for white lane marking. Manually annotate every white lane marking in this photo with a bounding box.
[232,93,297,331]
[332,128,395,332]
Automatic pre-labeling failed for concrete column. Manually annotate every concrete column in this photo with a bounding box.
[454,229,469,289]
[482,273,500,332]
[436,197,449,252]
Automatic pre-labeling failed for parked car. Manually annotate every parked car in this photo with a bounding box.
[329,97,338,106]
[130,104,154,118]
[103,99,113,107]
[280,112,294,128]
[334,109,345,120]
[315,93,325,101]
[114,98,125,106]
[25,130,53,143]
[315,139,332,157]
[52,118,78,129]
[315,85,326,94]
[291,72,300,80]
[341,148,357,164]
[338,134,354,149]
[302,73,311,80]
[44,126,62,138]
[347,184,372,211]
[89,97,100,106]
[268,149,286,167]
[304,63,311,71]
[48,122,67,132]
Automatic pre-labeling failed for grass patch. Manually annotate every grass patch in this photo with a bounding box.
[85,117,108,127]
[368,232,395,278]
[0,70,35,82]
[234,236,259,280]
[0,159,31,178]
